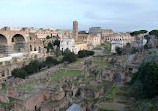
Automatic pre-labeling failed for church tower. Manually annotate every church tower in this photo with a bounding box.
[73,21,78,41]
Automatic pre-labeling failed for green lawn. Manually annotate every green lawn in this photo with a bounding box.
[50,69,82,80]
[92,59,111,67]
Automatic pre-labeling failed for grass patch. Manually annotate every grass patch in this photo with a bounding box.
[92,59,111,67]
[8,97,17,103]
[146,102,154,108]
[105,93,114,99]
[80,102,86,106]
[112,87,127,94]
[50,69,82,80]
[117,99,128,103]
[95,103,116,111]
[85,97,93,101]
[0,101,7,107]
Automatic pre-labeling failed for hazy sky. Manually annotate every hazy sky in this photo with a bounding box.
[0,0,158,32]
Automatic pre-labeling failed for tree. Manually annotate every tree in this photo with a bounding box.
[23,60,41,74]
[115,47,122,55]
[126,43,131,48]
[130,61,158,98]
[55,47,61,57]
[48,42,54,51]
[46,36,51,39]
[122,43,132,55]
[89,51,95,55]
[78,50,94,58]
[149,30,158,37]
[63,51,77,63]
[63,48,71,56]
[130,30,148,36]
[53,40,60,47]
[78,31,87,34]
[45,56,59,65]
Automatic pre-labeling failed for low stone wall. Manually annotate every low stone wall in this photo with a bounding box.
[0,93,8,103]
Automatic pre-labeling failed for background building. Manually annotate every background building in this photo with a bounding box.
[89,27,101,34]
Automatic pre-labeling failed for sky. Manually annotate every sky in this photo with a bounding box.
[0,0,158,32]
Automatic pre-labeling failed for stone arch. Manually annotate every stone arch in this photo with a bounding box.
[0,34,8,54]
[12,34,25,52]
[0,34,7,44]
[12,34,25,43]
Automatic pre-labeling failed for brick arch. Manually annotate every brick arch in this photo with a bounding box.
[11,34,25,43]
[0,31,29,45]
[11,34,26,52]
[0,34,8,45]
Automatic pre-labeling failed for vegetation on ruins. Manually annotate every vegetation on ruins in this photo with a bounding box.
[130,30,148,36]
[141,49,158,65]
[130,61,158,98]
[12,57,61,78]
[78,50,94,58]
[11,48,94,79]
[115,43,140,55]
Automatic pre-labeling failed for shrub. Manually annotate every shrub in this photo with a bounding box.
[45,56,59,66]
[130,61,158,98]
[78,50,94,58]
[63,52,77,63]
[12,68,27,79]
